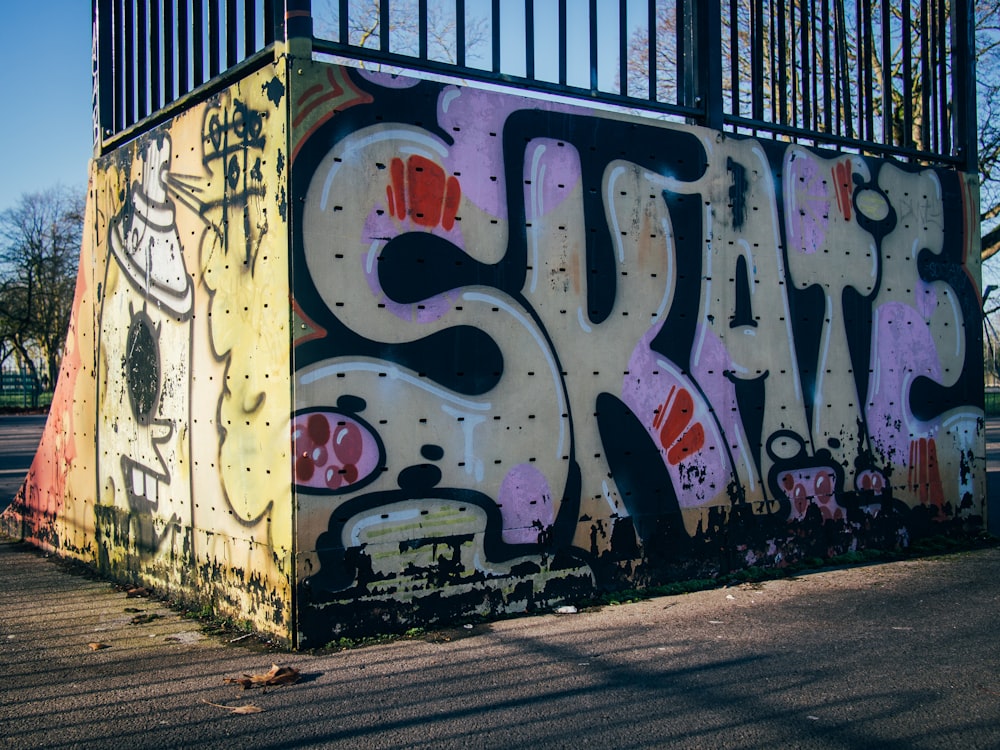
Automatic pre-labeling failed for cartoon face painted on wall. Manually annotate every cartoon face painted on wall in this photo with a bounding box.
[97,135,194,557]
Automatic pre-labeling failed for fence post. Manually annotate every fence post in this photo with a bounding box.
[92,0,115,155]
[952,0,978,174]
[699,0,723,131]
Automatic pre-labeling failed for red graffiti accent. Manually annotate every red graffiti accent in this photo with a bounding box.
[832,161,853,221]
[293,412,376,492]
[858,470,885,494]
[908,437,945,511]
[387,155,461,230]
[653,386,706,465]
[332,421,363,465]
[778,467,843,521]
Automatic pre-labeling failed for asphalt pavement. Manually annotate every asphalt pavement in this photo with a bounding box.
[1,416,999,748]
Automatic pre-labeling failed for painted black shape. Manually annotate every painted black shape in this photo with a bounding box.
[397,464,443,491]
[296,323,503,397]
[909,172,984,420]
[785,283,826,436]
[263,75,284,106]
[125,311,160,426]
[421,444,444,461]
[502,110,707,325]
[595,392,689,553]
[378,232,500,304]
[727,157,749,230]
[337,394,367,412]
[304,487,546,600]
[730,254,757,328]
[842,284,875,432]
[730,374,766,486]
[648,190,705,365]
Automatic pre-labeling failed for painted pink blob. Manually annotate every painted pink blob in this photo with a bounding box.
[292,411,380,491]
[498,463,553,545]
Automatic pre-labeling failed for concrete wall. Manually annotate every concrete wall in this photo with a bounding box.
[2,56,984,647]
[3,63,295,639]
[290,62,984,646]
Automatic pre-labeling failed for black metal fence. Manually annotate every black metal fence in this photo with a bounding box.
[93,0,977,171]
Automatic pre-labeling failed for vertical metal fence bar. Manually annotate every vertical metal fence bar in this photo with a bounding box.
[418,0,428,59]
[150,0,161,111]
[790,0,798,128]
[526,0,535,81]
[193,0,205,86]
[379,0,389,51]
[124,0,135,127]
[937,0,949,156]
[651,0,659,102]
[492,0,500,72]
[589,0,598,92]
[902,0,912,148]
[864,0,875,142]
[777,0,786,125]
[769,0,777,124]
[822,0,831,132]
[617,0,625,96]
[880,0,892,146]
[209,0,221,77]
[751,0,762,120]
[245,0,257,54]
[810,0,818,131]
[835,0,852,138]
[952,0,976,170]
[919,0,931,152]
[114,0,125,131]
[559,0,567,88]
[456,0,466,67]
[801,0,811,131]
[178,0,189,96]
[339,0,348,44]
[137,0,148,120]
[95,0,115,143]
[226,0,238,66]
[729,0,738,117]
[701,0,723,129]
[929,0,938,153]
[263,0,275,44]
[163,0,175,103]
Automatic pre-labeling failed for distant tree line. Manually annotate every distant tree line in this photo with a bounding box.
[0,186,84,405]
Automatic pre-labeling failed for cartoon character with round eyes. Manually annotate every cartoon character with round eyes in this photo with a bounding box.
[97,135,194,557]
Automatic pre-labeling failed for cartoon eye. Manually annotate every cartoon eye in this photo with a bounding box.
[292,409,383,494]
[125,311,160,426]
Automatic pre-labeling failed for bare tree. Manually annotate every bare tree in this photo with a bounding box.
[313,0,489,67]
[0,186,83,399]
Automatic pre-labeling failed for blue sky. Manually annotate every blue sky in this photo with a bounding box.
[0,2,94,213]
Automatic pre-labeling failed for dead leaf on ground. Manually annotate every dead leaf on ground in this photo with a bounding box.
[225,663,300,690]
[201,699,264,714]
[125,587,150,598]
[87,642,110,651]
[130,613,162,625]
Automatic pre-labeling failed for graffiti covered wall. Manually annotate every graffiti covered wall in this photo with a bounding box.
[2,64,295,638]
[291,62,984,645]
[1,54,984,648]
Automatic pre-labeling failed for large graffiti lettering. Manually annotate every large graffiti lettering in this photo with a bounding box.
[291,67,984,644]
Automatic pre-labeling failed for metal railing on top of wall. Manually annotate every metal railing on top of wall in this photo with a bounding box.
[92,0,978,173]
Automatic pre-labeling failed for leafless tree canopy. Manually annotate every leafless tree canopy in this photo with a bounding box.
[0,186,84,396]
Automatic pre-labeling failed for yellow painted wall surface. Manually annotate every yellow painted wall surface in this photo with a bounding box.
[3,64,295,638]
